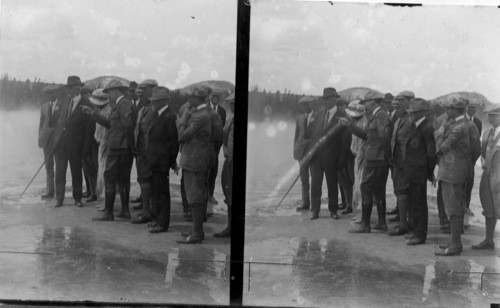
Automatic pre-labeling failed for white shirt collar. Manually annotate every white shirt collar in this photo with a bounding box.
[415,116,425,128]
[157,105,169,116]
[197,103,207,110]
[390,110,396,118]
[327,106,337,114]
[52,99,58,106]
[70,95,81,111]
[494,126,500,139]
[306,110,313,118]
[210,102,218,110]
[455,115,465,122]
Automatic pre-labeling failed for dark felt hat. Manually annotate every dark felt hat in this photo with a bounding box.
[447,95,468,109]
[128,81,138,91]
[322,87,340,99]
[407,98,429,113]
[384,93,394,102]
[150,87,171,101]
[80,86,93,95]
[66,76,84,87]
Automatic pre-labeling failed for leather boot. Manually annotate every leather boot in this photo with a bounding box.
[117,188,131,219]
[373,200,387,231]
[349,203,371,233]
[92,191,115,221]
[177,204,204,244]
[214,206,231,238]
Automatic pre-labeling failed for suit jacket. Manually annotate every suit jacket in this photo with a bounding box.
[208,107,224,159]
[293,113,315,160]
[177,105,212,172]
[391,115,413,167]
[213,104,227,128]
[92,96,136,156]
[134,105,156,156]
[480,128,500,217]
[310,107,348,167]
[38,101,60,149]
[52,95,93,155]
[223,117,234,159]
[466,117,481,165]
[435,117,471,184]
[350,107,392,168]
[147,107,179,172]
[404,118,437,183]
[471,116,482,136]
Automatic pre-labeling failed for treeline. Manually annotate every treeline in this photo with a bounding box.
[0,74,56,110]
[248,86,312,121]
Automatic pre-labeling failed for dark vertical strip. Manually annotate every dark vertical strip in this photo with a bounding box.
[229,0,250,306]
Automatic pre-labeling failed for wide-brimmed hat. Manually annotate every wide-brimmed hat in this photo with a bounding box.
[407,98,429,113]
[138,79,158,89]
[225,92,235,103]
[42,84,61,93]
[150,87,170,101]
[485,105,500,115]
[103,80,128,93]
[66,76,84,87]
[346,100,365,117]
[447,95,468,109]
[359,91,382,105]
[322,87,340,99]
[392,90,415,106]
[298,96,315,104]
[384,93,394,103]
[90,89,109,106]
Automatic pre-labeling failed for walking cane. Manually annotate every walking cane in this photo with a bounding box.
[275,123,344,211]
[18,160,46,200]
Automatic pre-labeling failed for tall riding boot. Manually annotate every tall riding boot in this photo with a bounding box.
[117,188,131,219]
[178,204,204,244]
[92,191,115,221]
[214,205,231,237]
[374,200,387,231]
[350,203,372,233]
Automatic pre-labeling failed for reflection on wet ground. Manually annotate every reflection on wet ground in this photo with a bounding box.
[0,193,229,304]
[244,237,500,307]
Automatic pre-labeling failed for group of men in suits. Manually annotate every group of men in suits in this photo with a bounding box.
[293,87,499,256]
[39,76,233,244]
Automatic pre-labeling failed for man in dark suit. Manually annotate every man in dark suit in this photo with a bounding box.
[52,76,93,208]
[176,86,212,244]
[464,100,482,224]
[405,98,437,245]
[294,96,315,212]
[207,90,227,206]
[309,87,348,220]
[342,91,392,233]
[83,80,136,221]
[145,87,179,233]
[38,85,61,199]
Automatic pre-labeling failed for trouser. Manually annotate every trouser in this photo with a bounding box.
[300,163,311,208]
[181,171,189,213]
[82,143,99,196]
[437,181,447,220]
[136,155,153,216]
[393,166,411,227]
[310,158,339,214]
[352,159,364,210]
[465,166,475,209]
[152,170,171,228]
[208,155,219,197]
[54,137,83,203]
[360,165,389,205]
[221,156,233,206]
[409,182,428,240]
[479,170,500,219]
[441,181,466,217]
[43,146,55,195]
[339,157,355,208]
[104,154,133,193]
[184,170,207,238]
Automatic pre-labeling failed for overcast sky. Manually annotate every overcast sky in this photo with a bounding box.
[0,0,236,89]
[250,1,500,102]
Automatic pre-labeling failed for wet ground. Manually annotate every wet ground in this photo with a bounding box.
[0,110,230,305]
[243,121,500,307]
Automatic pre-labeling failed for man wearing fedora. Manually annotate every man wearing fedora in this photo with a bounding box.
[309,87,348,220]
[294,96,315,212]
[387,92,414,236]
[473,106,500,251]
[176,85,212,244]
[434,96,473,256]
[82,80,136,221]
[341,91,392,233]
[38,84,61,199]
[143,87,179,233]
[130,79,158,205]
[207,89,227,207]
[51,76,94,207]
[403,98,437,245]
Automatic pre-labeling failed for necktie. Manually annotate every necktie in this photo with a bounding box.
[49,103,53,116]
[67,99,74,119]
[488,128,495,147]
